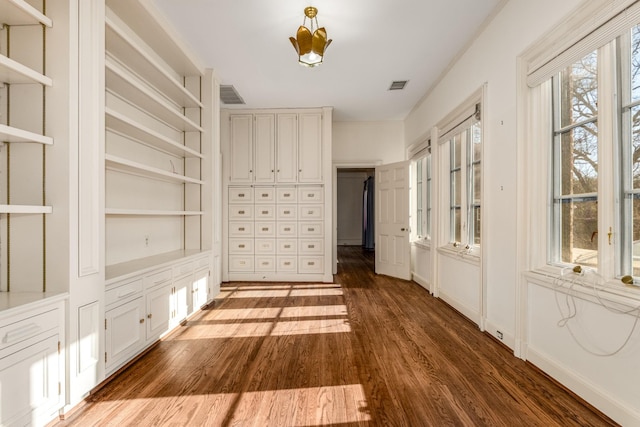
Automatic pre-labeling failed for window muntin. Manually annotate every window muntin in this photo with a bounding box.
[552,50,599,269]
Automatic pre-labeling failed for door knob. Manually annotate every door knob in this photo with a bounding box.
[401,228,406,231]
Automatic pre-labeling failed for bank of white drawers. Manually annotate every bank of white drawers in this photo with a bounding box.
[229,185,324,275]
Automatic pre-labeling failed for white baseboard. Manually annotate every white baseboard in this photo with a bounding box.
[483,319,515,350]
[411,271,431,293]
[527,347,640,426]
[438,291,481,327]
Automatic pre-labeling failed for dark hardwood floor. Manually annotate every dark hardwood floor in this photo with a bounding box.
[58,247,617,426]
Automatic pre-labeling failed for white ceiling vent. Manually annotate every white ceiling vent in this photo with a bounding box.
[389,80,408,91]
[220,85,245,104]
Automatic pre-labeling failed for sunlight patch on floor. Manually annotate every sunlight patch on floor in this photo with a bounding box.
[229,384,372,426]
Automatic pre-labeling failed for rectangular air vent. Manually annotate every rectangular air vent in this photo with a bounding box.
[389,80,408,91]
[220,85,245,104]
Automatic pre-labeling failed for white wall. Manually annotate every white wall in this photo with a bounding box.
[333,121,404,164]
[402,0,640,425]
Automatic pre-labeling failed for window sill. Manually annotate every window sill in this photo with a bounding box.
[437,245,481,266]
[412,239,431,250]
[524,268,640,310]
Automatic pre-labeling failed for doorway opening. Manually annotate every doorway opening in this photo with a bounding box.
[336,168,375,272]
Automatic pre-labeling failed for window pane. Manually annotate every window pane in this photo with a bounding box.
[452,136,462,169]
[560,50,598,128]
[472,123,482,162]
[631,26,640,103]
[631,105,640,189]
[632,198,640,276]
[473,206,481,245]
[559,123,598,195]
[473,164,481,204]
[559,200,598,267]
[452,170,461,205]
[451,207,461,242]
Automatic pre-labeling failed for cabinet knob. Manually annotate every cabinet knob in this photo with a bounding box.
[147,313,152,319]
[299,169,302,172]
[139,318,145,324]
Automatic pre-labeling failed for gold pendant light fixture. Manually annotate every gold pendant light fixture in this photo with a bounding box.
[289,6,332,67]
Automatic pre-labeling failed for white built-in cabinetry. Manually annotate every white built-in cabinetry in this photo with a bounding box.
[0,1,68,424]
[222,108,332,282]
[102,0,219,378]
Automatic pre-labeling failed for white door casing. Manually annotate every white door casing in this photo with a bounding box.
[375,161,411,280]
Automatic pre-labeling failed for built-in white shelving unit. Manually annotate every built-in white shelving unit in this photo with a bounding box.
[104,0,210,276]
[0,1,68,425]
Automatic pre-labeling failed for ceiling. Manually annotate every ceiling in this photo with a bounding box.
[150,0,503,122]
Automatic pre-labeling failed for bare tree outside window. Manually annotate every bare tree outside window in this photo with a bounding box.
[554,50,598,268]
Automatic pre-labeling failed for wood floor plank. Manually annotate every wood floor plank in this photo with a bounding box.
[56,247,617,427]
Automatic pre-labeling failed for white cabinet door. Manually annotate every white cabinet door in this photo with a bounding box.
[0,334,61,427]
[192,268,210,310]
[173,275,191,325]
[254,114,275,183]
[276,113,298,183]
[298,113,323,183]
[105,297,146,373]
[229,114,253,182]
[146,285,171,341]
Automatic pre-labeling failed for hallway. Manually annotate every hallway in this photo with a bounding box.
[58,247,615,426]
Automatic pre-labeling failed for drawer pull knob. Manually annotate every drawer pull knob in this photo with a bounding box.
[309,228,315,232]
[239,227,245,231]
[284,211,290,214]
[284,193,291,197]
[239,210,245,214]
[284,228,291,231]
[148,314,153,319]
[285,262,291,266]
[262,262,268,266]
[239,193,245,197]
[309,245,315,248]
[308,210,314,214]
[285,245,291,248]
[239,244,245,248]
[308,194,315,197]
[262,211,268,214]
[262,227,269,231]
[309,262,315,266]
[262,193,268,197]
[139,318,145,324]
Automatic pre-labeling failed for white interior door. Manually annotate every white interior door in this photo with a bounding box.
[375,161,411,280]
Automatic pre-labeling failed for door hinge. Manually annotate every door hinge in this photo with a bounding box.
[57,341,61,354]
[104,318,107,330]
[58,382,62,395]
[105,352,107,363]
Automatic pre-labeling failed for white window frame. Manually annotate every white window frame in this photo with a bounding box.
[408,140,432,246]
[437,93,484,259]
[518,0,640,301]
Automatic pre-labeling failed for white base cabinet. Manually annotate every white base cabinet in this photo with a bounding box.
[104,253,215,376]
[0,296,65,427]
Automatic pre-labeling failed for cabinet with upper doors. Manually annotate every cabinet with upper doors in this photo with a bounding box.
[225,110,325,184]
[222,107,332,283]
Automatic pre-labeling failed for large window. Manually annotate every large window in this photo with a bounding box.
[445,110,482,250]
[543,17,640,281]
